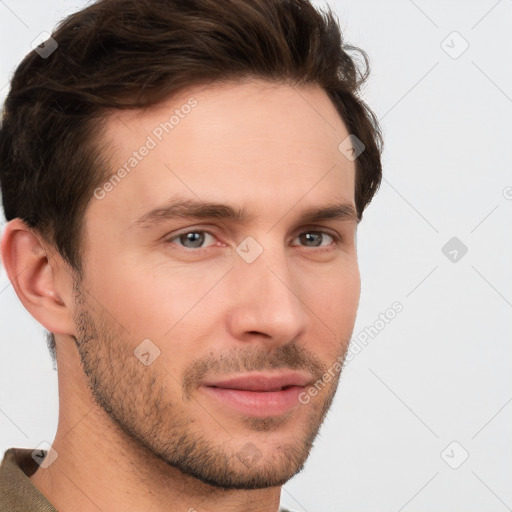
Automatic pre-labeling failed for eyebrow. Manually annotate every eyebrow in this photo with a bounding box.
[132,197,360,229]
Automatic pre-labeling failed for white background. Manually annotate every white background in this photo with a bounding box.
[1,1,511,511]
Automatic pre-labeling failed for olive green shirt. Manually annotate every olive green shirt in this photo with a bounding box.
[0,447,295,512]
[0,448,56,511]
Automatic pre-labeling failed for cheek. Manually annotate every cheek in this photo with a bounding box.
[303,262,360,343]
[85,255,230,344]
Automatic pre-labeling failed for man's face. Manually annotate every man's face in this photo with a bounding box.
[74,79,360,489]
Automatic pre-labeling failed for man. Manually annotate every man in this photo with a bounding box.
[0,0,382,510]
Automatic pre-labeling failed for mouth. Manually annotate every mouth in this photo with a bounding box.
[200,372,313,417]
[213,385,294,391]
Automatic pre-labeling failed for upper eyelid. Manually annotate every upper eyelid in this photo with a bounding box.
[168,221,343,234]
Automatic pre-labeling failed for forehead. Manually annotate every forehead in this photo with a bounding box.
[93,79,356,225]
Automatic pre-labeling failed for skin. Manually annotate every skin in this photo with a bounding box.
[1,79,360,512]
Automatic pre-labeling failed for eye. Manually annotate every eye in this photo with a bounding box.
[293,231,337,248]
[167,230,218,249]
[165,228,340,251]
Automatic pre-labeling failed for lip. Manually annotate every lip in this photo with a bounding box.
[202,371,313,391]
[200,371,314,417]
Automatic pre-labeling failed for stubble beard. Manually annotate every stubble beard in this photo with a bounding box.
[71,279,345,490]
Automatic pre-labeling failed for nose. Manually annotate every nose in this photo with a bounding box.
[226,244,309,348]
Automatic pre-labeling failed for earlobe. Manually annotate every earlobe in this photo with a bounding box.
[0,218,75,335]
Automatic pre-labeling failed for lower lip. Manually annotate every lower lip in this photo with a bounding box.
[201,385,305,417]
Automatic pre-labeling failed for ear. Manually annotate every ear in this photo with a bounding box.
[1,218,76,335]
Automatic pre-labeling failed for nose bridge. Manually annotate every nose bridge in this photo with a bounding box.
[228,240,308,341]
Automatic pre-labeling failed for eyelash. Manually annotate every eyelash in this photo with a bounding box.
[165,228,341,251]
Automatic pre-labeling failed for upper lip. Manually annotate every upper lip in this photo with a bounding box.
[202,372,314,392]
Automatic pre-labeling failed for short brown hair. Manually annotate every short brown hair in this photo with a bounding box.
[0,0,383,363]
